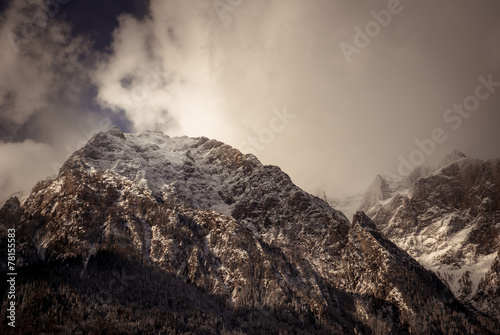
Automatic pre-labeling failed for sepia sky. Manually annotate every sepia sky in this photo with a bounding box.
[1,0,500,202]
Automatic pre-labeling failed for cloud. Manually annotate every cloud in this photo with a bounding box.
[0,140,59,201]
[0,0,97,138]
[1,0,500,203]
[0,1,54,125]
[94,0,305,138]
[94,1,228,139]
[0,0,113,200]
[92,0,500,199]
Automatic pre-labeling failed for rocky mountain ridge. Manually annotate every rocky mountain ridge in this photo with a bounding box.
[0,128,497,334]
[360,151,500,323]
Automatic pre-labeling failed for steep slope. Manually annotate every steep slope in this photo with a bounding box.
[359,175,392,213]
[0,128,496,334]
[365,152,500,322]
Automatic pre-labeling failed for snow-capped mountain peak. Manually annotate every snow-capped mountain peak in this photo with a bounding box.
[61,127,261,216]
[363,153,500,322]
[1,128,497,333]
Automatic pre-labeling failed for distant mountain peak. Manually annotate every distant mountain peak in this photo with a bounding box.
[106,125,126,139]
[438,150,467,169]
[365,152,500,322]
[359,174,391,212]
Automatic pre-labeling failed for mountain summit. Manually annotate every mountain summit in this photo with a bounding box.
[363,152,500,323]
[437,150,467,170]
[0,128,497,333]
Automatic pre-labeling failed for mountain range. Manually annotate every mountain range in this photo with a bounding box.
[355,150,500,324]
[0,127,498,334]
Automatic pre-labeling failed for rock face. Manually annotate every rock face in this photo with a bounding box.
[0,129,496,334]
[359,175,391,212]
[364,152,500,323]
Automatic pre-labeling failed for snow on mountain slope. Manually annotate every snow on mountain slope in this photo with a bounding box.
[1,129,497,333]
[363,152,500,322]
[61,126,256,216]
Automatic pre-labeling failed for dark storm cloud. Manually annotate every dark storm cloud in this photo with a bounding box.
[58,0,150,52]
[0,0,134,200]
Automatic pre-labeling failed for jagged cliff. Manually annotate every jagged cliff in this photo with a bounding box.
[363,152,500,323]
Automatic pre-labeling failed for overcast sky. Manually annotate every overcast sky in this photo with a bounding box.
[1,0,499,202]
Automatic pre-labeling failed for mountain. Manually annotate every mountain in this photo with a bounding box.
[359,175,391,213]
[327,192,363,221]
[362,151,500,323]
[0,128,497,334]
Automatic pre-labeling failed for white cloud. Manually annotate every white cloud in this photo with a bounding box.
[92,0,500,199]
[1,0,500,203]
[93,2,227,137]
